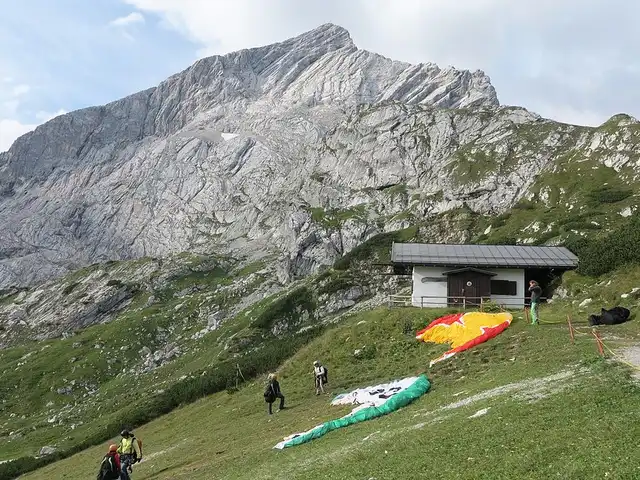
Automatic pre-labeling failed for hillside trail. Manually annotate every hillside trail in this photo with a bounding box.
[615,345,640,380]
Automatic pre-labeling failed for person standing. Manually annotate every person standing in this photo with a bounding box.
[313,361,327,395]
[117,429,142,480]
[264,373,285,415]
[96,444,121,480]
[528,280,542,325]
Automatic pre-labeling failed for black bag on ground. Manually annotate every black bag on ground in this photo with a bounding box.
[589,306,632,326]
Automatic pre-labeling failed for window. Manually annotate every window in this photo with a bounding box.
[421,277,447,283]
[491,279,517,296]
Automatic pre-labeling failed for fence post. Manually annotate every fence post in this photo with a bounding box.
[421,297,424,309]
[567,314,575,344]
[480,297,484,312]
[592,329,605,357]
[463,297,466,311]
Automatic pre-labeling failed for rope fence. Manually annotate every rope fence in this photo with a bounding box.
[563,314,640,373]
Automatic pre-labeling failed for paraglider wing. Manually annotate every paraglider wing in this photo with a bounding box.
[273,375,431,449]
[416,311,513,366]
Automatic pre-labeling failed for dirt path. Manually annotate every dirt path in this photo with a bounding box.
[617,345,640,380]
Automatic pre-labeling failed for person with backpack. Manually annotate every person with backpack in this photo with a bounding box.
[264,373,285,415]
[313,361,328,395]
[96,444,120,480]
[528,280,542,325]
[117,429,142,480]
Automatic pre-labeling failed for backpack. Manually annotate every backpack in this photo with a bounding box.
[97,454,119,480]
[129,436,143,463]
[264,383,275,403]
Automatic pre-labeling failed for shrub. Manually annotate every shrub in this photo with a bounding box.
[61,282,80,296]
[334,227,417,270]
[512,199,536,210]
[489,236,518,245]
[586,186,632,207]
[317,272,356,296]
[251,287,316,331]
[563,212,640,277]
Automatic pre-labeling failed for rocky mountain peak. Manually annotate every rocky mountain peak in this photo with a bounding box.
[289,23,354,49]
[0,24,510,288]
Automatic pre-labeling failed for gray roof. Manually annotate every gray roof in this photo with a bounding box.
[391,243,578,269]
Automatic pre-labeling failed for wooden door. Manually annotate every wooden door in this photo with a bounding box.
[447,272,491,307]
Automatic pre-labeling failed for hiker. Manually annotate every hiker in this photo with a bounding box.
[117,429,142,480]
[313,361,328,395]
[96,444,120,480]
[264,373,285,415]
[528,280,542,325]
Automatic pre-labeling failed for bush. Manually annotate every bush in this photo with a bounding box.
[334,227,417,270]
[489,236,518,245]
[61,282,80,296]
[251,286,316,331]
[481,300,502,312]
[512,199,536,210]
[317,272,355,296]
[586,186,632,206]
[563,212,640,277]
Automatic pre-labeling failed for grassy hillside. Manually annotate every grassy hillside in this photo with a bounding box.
[18,297,640,479]
[0,237,408,477]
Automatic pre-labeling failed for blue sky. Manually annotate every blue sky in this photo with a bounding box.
[2,0,640,151]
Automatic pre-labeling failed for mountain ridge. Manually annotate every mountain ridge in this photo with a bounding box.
[0,24,637,290]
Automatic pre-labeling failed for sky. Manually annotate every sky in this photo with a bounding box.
[2,0,640,152]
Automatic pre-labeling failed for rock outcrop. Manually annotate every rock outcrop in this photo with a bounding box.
[0,23,638,288]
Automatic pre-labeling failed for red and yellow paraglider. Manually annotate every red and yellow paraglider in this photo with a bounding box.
[416,311,513,366]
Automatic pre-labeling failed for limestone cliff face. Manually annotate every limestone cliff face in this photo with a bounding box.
[0,23,637,288]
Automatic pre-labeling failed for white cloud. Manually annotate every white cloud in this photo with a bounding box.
[11,84,29,96]
[109,12,145,28]
[533,105,605,127]
[0,118,37,152]
[0,109,67,152]
[35,109,67,122]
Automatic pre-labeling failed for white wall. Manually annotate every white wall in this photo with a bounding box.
[412,266,449,307]
[490,268,525,308]
[411,266,525,308]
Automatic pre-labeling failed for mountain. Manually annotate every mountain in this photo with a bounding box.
[0,23,499,288]
[3,23,640,479]
[1,22,639,293]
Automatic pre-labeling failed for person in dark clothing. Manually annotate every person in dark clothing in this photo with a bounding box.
[528,280,542,325]
[96,444,121,480]
[264,373,285,415]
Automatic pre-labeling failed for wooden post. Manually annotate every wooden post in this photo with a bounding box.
[463,297,466,311]
[567,314,575,344]
[421,296,424,308]
[592,329,605,357]
[480,297,484,312]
